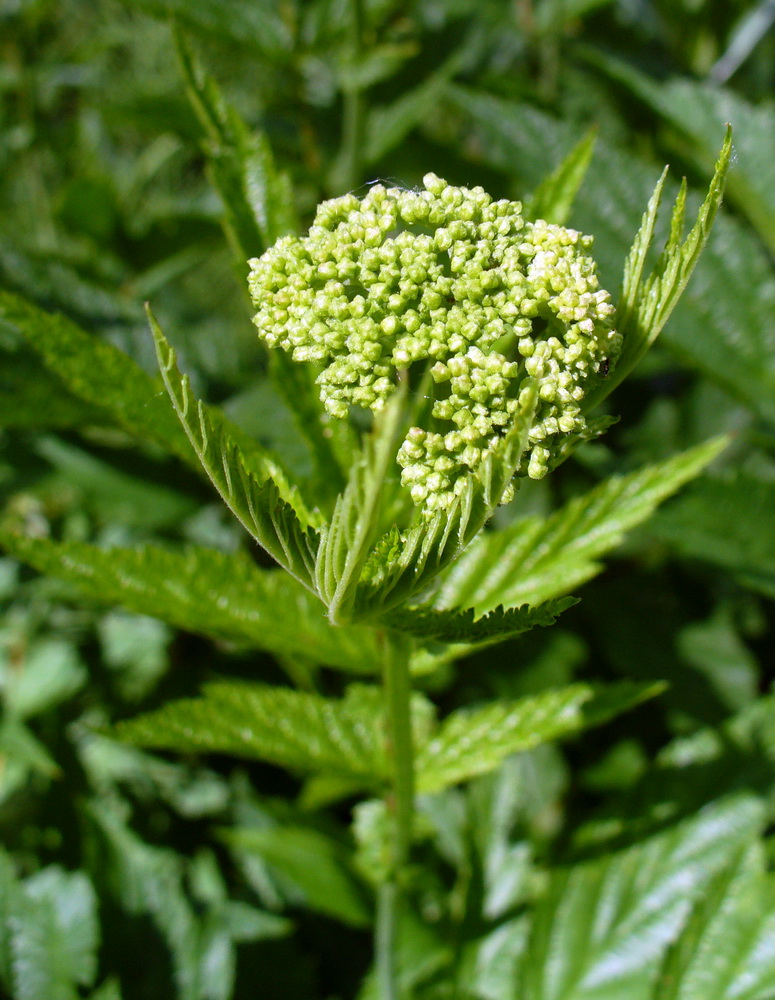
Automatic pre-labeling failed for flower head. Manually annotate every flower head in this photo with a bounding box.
[249,174,620,512]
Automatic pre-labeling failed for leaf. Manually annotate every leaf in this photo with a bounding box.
[441,90,775,425]
[10,866,99,1000]
[133,0,294,58]
[586,127,732,410]
[149,310,321,588]
[315,392,408,623]
[431,438,726,615]
[514,794,765,1000]
[0,533,381,674]
[584,54,775,257]
[0,290,193,463]
[174,30,296,257]
[385,597,578,643]
[415,681,661,794]
[354,383,537,619]
[0,349,104,429]
[653,843,775,1000]
[223,826,370,927]
[114,682,391,784]
[87,805,202,1000]
[525,128,597,226]
[649,474,775,599]
[1,637,86,720]
[364,48,467,165]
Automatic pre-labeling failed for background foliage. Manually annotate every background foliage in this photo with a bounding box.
[1,1,774,998]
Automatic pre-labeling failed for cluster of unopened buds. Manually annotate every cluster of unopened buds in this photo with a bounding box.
[249,173,621,513]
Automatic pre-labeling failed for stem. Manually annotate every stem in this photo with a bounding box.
[376,882,399,1000]
[376,628,415,999]
[333,0,366,193]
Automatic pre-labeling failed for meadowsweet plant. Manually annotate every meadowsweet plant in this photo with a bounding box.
[0,90,738,998]
[248,174,620,508]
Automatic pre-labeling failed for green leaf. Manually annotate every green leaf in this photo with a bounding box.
[355,383,537,619]
[654,843,775,1000]
[315,392,408,623]
[649,474,775,599]
[223,826,370,927]
[0,349,104,429]
[10,866,99,1000]
[174,30,297,257]
[1,636,85,720]
[415,681,661,794]
[364,48,467,165]
[515,794,765,1000]
[36,435,198,530]
[584,54,775,257]
[149,310,321,588]
[87,805,202,1000]
[586,127,732,410]
[385,597,577,643]
[525,128,597,226]
[431,438,726,614]
[114,682,390,784]
[441,91,775,425]
[0,290,193,463]
[0,533,381,674]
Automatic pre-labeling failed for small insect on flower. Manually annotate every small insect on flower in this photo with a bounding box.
[248,174,621,513]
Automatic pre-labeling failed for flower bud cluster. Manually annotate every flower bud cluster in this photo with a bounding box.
[248,174,620,511]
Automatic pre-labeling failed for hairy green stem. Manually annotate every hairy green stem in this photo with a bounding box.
[377,628,415,999]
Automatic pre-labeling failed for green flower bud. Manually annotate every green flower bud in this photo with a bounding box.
[248,174,620,514]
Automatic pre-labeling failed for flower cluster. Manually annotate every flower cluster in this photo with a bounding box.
[248,174,620,512]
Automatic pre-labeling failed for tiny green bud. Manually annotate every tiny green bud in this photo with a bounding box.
[248,175,620,513]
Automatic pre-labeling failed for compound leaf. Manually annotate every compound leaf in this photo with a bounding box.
[0,290,193,463]
[385,597,577,643]
[0,532,380,674]
[315,392,408,623]
[150,311,321,588]
[525,127,597,226]
[415,681,660,794]
[514,794,765,1000]
[355,383,537,619]
[653,843,775,1000]
[115,682,391,784]
[432,438,726,614]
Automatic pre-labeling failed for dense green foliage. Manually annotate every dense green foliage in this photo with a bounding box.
[1,2,774,998]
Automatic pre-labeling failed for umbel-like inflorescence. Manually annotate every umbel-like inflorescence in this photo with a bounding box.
[249,174,620,512]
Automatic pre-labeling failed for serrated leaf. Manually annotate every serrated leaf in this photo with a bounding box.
[385,597,577,643]
[525,128,597,226]
[441,91,775,425]
[354,383,537,619]
[586,127,732,410]
[315,392,408,623]
[415,681,660,794]
[0,290,193,462]
[174,30,296,256]
[149,311,321,588]
[431,437,726,614]
[514,794,765,1000]
[364,48,467,165]
[0,349,104,429]
[653,843,775,1000]
[649,474,775,599]
[87,805,202,1000]
[585,54,775,257]
[223,826,370,927]
[0,533,382,674]
[114,682,391,784]
[11,867,99,1000]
